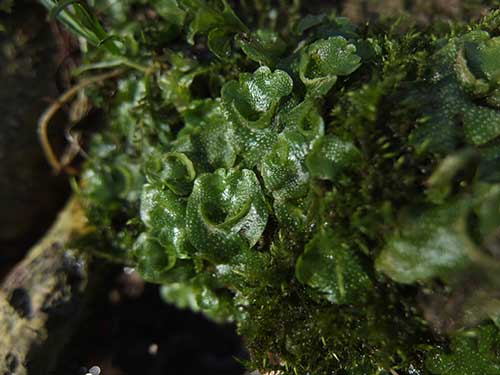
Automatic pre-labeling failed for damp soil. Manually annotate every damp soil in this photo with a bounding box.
[53,269,247,375]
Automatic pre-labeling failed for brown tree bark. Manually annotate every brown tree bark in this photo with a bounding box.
[0,197,103,375]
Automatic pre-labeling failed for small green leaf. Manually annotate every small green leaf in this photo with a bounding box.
[40,0,121,54]
[273,196,309,234]
[473,183,500,244]
[81,157,143,205]
[306,135,361,181]
[140,184,191,259]
[260,130,310,200]
[299,36,361,96]
[180,100,237,170]
[160,282,201,310]
[425,149,479,204]
[455,49,490,97]
[208,28,233,59]
[152,0,186,26]
[296,228,372,304]
[186,168,268,263]
[181,0,247,44]
[463,105,500,145]
[277,98,325,141]
[222,66,293,129]
[238,30,287,66]
[158,52,211,112]
[144,152,196,196]
[413,31,500,152]
[465,36,500,83]
[133,233,177,283]
[294,14,327,34]
[376,202,472,284]
[425,324,500,375]
[221,67,294,166]
[160,273,235,321]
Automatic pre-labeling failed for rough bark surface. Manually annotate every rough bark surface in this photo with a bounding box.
[0,197,97,375]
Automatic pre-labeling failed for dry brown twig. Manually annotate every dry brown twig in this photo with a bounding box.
[37,68,125,174]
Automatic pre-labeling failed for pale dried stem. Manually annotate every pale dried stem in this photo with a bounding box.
[37,68,125,174]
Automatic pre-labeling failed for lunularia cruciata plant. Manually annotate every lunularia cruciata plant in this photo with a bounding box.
[39,1,500,374]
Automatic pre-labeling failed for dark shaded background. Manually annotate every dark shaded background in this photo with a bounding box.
[0,1,69,279]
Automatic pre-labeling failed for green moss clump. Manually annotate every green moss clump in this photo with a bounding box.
[43,1,500,374]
